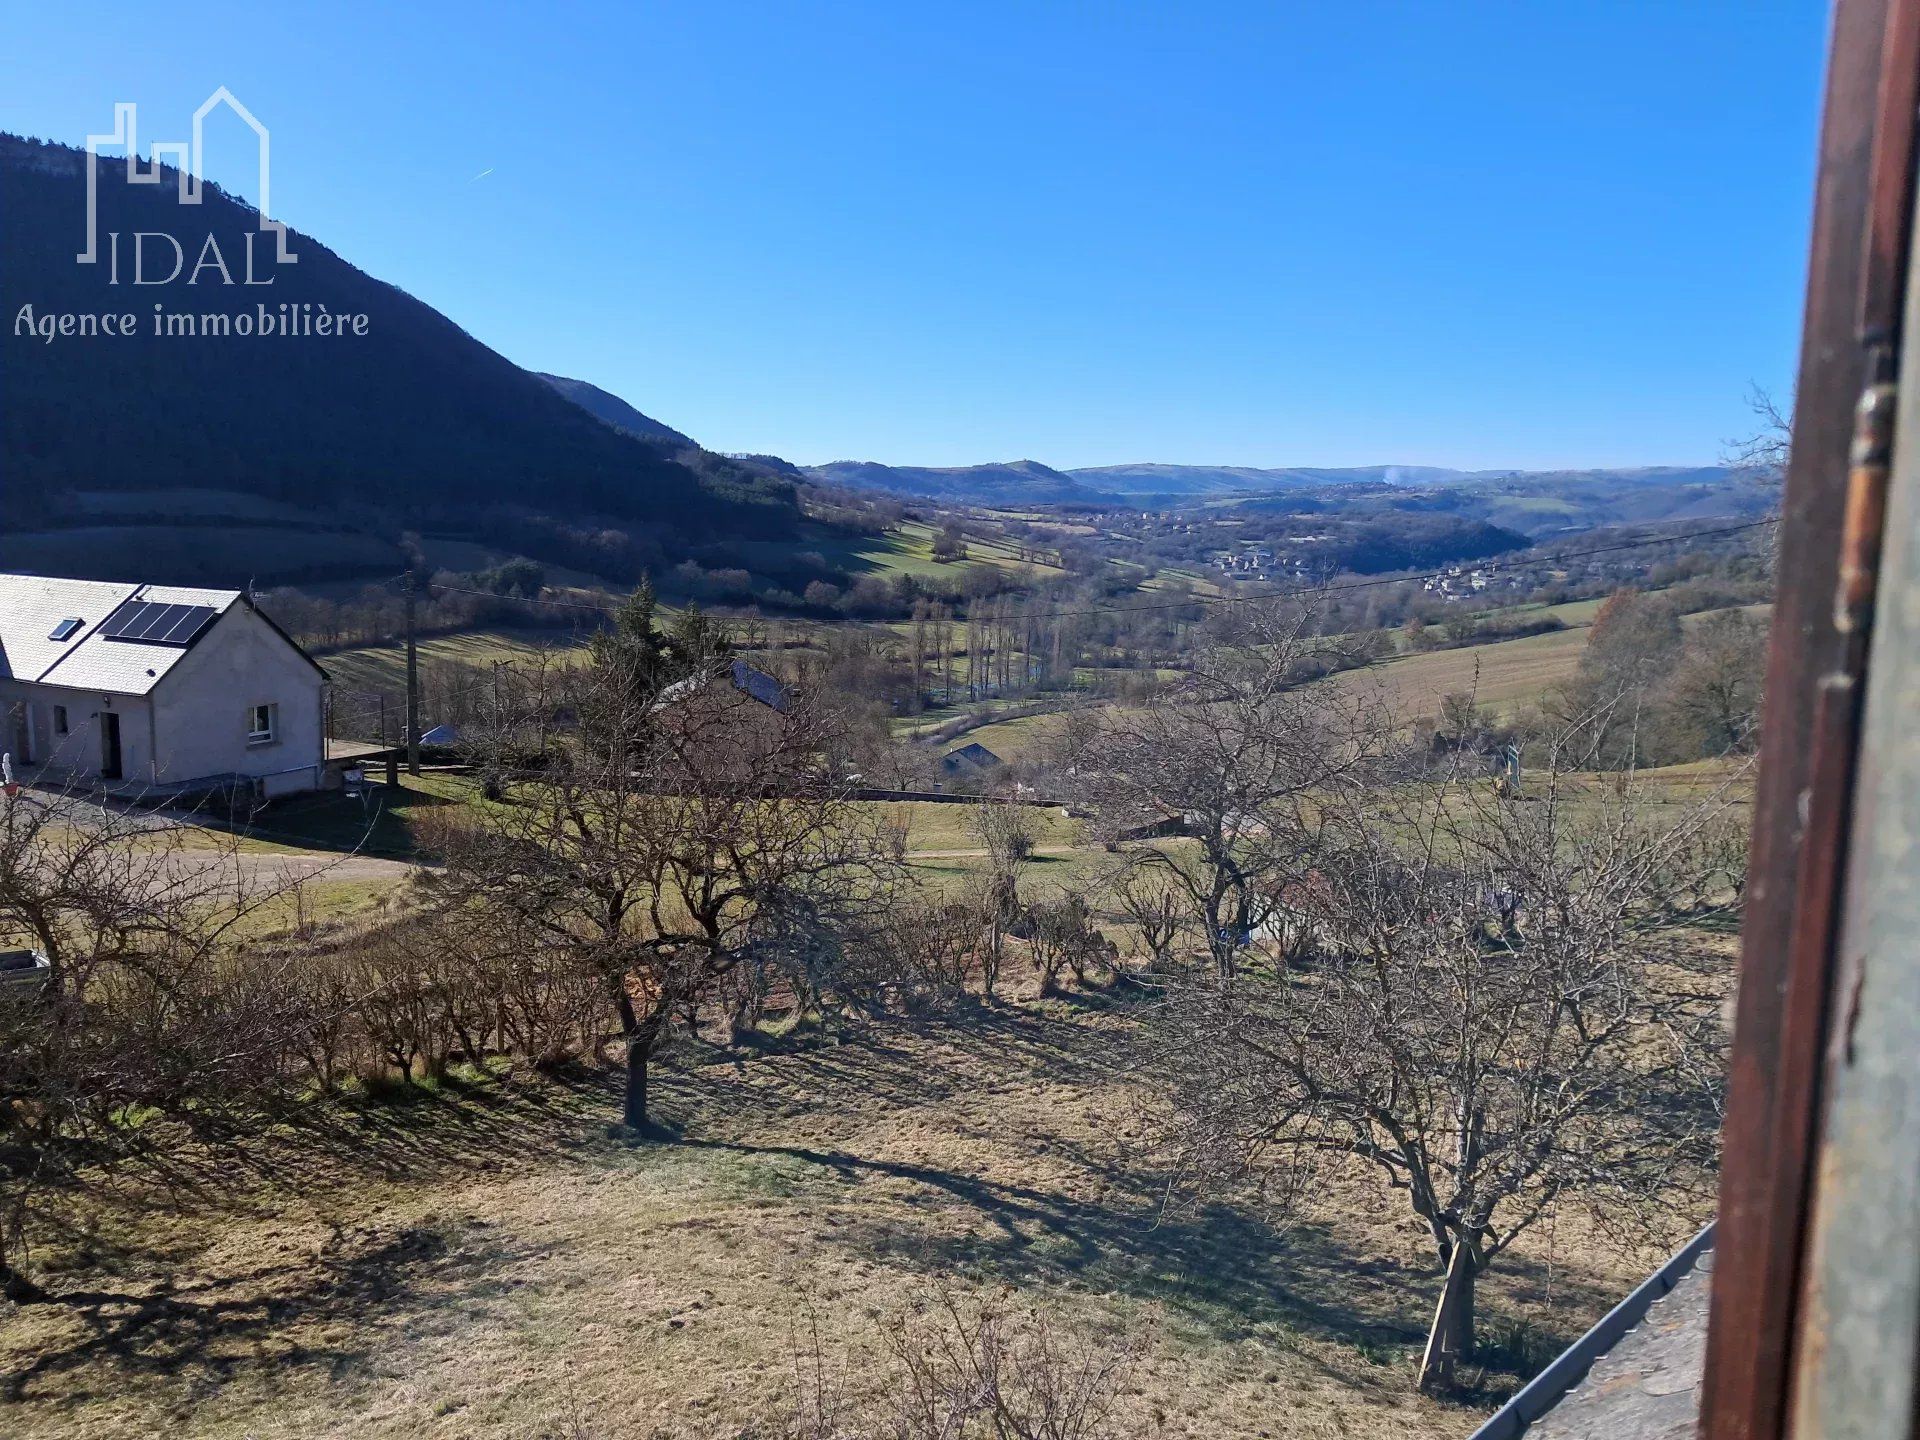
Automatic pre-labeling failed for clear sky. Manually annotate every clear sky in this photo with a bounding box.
[1,1,1828,471]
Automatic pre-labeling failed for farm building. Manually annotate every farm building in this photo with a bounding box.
[659,658,791,713]
[0,573,329,798]
[941,741,1004,776]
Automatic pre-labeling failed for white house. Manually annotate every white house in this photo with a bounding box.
[0,574,329,798]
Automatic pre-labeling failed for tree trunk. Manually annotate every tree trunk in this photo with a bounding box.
[615,991,653,1132]
[1418,1240,1479,1392]
[624,1033,649,1129]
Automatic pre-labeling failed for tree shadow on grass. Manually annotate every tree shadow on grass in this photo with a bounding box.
[255,782,460,857]
[680,1133,1419,1378]
[4,1215,525,1406]
[25,1066,623,1288]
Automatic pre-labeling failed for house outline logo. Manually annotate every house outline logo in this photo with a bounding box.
[77,87,296,267]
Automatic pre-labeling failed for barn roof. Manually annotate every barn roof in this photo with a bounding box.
[944,742,1004,768]
[658,658,792,714]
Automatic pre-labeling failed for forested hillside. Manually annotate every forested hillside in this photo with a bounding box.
[0,136,795,544]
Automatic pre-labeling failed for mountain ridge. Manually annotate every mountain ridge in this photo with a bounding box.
[803,458,1112,505]
[535,372,697,449]
[0,134,796,557]
[792,455,1751,506]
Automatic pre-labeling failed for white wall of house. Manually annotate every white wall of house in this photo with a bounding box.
[151,606,327,796]
[1,685,154,785]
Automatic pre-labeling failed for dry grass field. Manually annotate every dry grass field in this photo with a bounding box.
[0,989,1665,1440]
[1332,627,1592,719]
[1334,602,1773,722]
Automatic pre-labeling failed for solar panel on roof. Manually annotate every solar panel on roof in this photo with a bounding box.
[130,603,186,639]
[98,600,217,646]
[155,605,216,643]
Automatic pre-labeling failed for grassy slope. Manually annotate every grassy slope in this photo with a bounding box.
[1345,602,1772,720]
[2,999,1644,1439]
[948,709,1073,764]
[318,629,588,694]
[234,774,1089,863]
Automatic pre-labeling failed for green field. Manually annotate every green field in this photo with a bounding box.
[951,709,1073,763]
[318,627,586,693]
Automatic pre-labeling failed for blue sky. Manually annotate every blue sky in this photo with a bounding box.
[1,2,1827,470]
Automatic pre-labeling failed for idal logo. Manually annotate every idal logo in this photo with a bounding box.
[78,87,298,280]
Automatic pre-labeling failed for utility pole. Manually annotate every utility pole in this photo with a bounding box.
[380,694,396,787]
[404,562,421,777]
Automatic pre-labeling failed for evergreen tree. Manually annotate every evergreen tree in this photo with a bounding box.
[667,601,730,673]
[588,577,670,708]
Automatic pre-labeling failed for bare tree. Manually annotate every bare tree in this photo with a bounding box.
[0,783,309,1299]
[1024,894,1111,997]
[785,1284,1144,1440]
[1135,746,1739,1387]
[1662,608,1768,757]
[1074,598,1387,976]
[1724,382,1793,475]
[968,796,1041,998]
[1103,859,1184,973]
[1724,384,1790,579]
[421,646,903,1131]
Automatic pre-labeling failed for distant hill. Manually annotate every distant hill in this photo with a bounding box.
[536,372,696,449]
[803,458,1112,505]
[808,454,1773,530]
[1069,463,1462,496]
[726,452,813,483]
[1066,462,1751,498]
[0,135,796,560]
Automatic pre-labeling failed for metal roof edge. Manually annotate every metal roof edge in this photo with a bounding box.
[1468,1221,1717,1440]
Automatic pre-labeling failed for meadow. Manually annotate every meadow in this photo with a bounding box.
[0,988,1655,1440]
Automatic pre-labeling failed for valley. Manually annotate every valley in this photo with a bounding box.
[0,62,1785,1440]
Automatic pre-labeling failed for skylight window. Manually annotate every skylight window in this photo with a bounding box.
[47,617,82,642]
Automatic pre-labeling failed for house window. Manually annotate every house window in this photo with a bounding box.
[47,617,82,642]
[52,705,68,736]
[247,703,277,745]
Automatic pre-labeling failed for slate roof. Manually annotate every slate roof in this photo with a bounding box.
[943,742,1005,770]
[728,659,791,712]
[1529,1251,1713,1440]
[658,658,792,713]
[0,574,241,696]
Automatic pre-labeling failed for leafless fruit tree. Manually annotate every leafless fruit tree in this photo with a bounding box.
[1136,732,1741,1387]
[967,794,1042,997]
[420,651,904,1131]
[0,783,309,1300]
[1074,598,1388,977]
[784,1283,1144,1440]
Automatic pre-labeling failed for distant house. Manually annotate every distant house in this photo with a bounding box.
[659,658,792,714]
[941,741,1004,776]
[0,574,328,798]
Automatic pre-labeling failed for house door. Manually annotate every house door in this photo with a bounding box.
[99,712,122,780]
[7,703,28,765]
